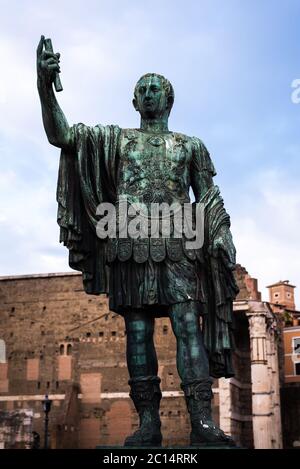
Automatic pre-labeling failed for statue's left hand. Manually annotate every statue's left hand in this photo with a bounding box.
[210,225,236,270]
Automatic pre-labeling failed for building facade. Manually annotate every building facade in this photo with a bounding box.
[265,280,300,448]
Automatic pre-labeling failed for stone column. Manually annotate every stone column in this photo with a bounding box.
[247,313,272,449]
[219,377,232,436]
[267,322,282,448]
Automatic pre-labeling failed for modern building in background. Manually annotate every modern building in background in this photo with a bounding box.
[0,266,299,448]
[266,280,300,383]
[265,280,300,448]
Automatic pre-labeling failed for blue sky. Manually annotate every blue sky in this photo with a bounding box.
[0,0,299,304]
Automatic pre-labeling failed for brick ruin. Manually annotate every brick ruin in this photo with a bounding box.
[0,265,284,448]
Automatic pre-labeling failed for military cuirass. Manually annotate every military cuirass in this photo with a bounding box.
[117,129,192,206]
[106,129,200,264]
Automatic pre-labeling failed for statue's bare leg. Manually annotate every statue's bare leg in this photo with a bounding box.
[169,302,236,447]
[125,311,157,378]
[123,311,162,447]
[168,302,209,382]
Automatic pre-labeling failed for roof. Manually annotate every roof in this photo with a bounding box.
[266,280,296,289]
[0,272,81,281]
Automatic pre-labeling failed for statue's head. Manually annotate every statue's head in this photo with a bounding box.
[133,73,174,119]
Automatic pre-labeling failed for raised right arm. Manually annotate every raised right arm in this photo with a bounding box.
[37,36,73,150]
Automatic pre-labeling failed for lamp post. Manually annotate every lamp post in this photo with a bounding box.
[42,394,52,449]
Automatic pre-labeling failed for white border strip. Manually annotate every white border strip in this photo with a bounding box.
[0,389,219,402]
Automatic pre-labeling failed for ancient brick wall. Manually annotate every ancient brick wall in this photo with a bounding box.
[0,273,192,447]
[0,271,254,448]
[235,265,261,301]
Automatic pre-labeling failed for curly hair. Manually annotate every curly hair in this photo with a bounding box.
[134,73,175,115]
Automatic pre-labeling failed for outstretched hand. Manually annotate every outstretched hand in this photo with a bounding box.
[36,35,61,85]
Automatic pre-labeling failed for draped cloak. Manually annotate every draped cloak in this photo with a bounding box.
[56,123,239,378]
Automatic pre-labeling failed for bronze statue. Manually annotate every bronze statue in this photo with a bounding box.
[37,35,239,447]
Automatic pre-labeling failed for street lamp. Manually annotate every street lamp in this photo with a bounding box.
[42,394,52,449]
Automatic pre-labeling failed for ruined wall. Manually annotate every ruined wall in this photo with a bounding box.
[0,273,192,447]
[0,271,253,448]
[0,409,33,449]
[235,265,261,302]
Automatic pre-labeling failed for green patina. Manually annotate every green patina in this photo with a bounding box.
[37,36,239,447]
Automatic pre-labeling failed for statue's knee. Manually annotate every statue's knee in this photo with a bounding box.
[171,312,199,341]
[127,319,154,344]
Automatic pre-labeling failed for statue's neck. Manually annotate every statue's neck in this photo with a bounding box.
[140,117,169,133]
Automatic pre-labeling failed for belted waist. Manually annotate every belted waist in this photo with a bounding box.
[106,237,203,264]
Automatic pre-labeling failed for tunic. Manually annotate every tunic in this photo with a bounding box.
[56,123,238,377]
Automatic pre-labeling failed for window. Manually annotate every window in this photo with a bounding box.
[295,363,300,375]
[59,344,65,356]
[111,331,116,337]
[293,337,300,354]
[166,372,174,386]
[67,344,72,356]
[99,332,104,338]
[163,325,168,335]
[286,292,291,299]
[274,292,280,298]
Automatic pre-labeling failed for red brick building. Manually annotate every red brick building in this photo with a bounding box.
[264,280,300,448]
[266,280,300,383]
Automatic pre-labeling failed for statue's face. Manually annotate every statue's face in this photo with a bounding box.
[133,75,169,119]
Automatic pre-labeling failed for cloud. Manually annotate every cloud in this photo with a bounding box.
[231,168,300,306]
[0,167,70,275]
[0,0,299,311]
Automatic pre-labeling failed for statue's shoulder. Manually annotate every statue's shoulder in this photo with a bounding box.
[171,132,208,152]
[189,135,208,152]
[172,131,192,143]
[120,128,139,139]
[171,132,195,153]
[72,123,122,135]
[189,136,216,176]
